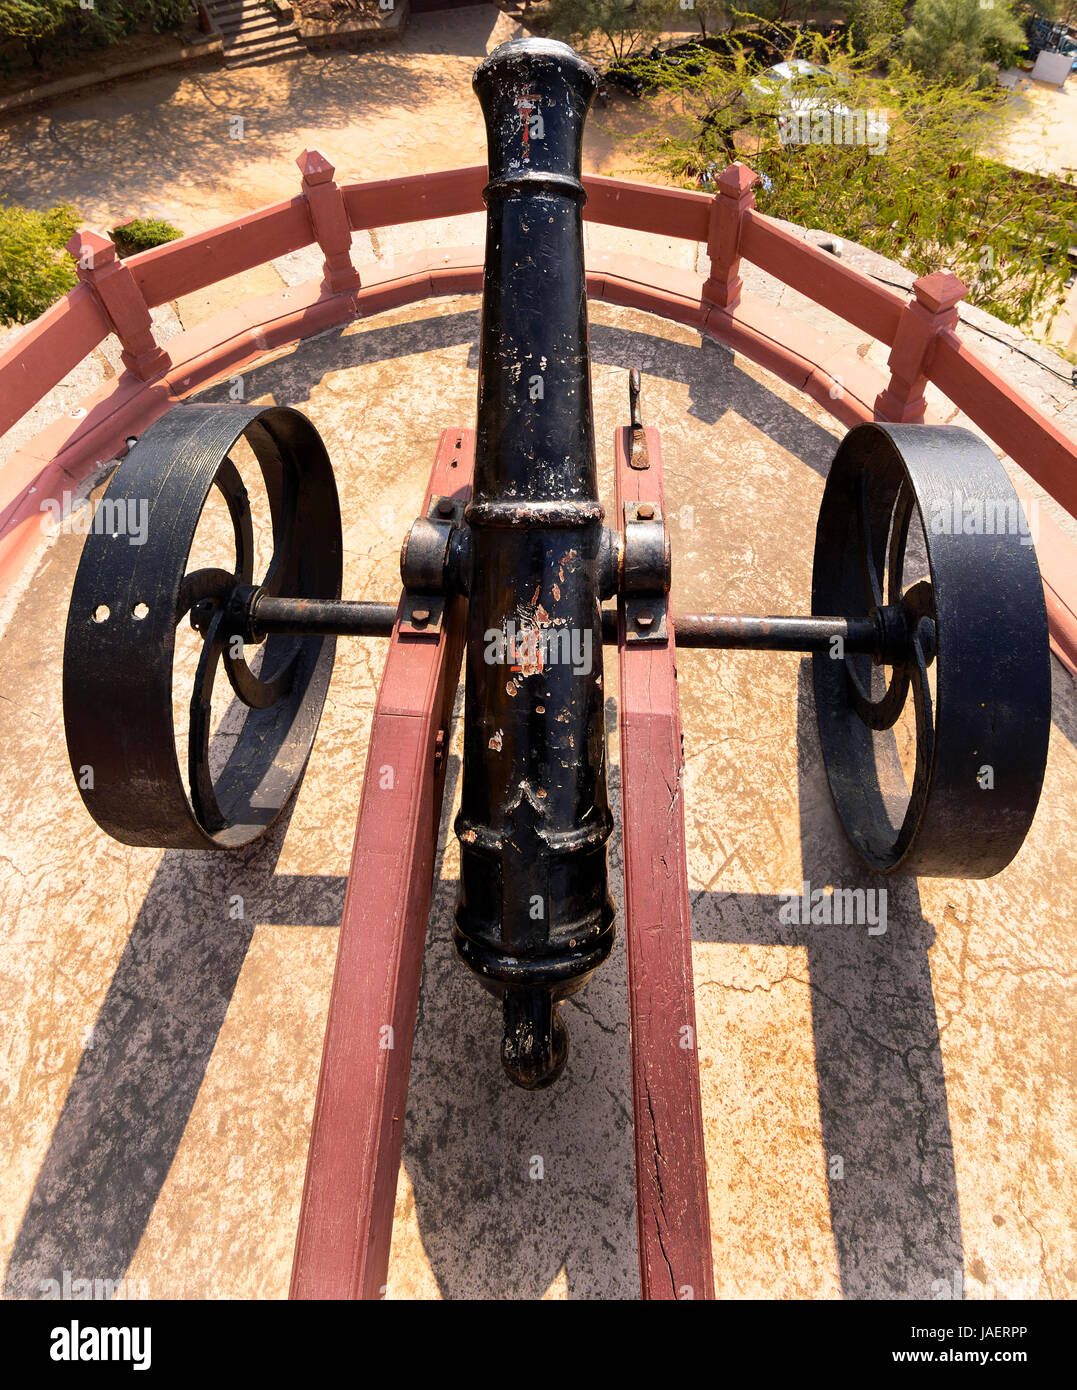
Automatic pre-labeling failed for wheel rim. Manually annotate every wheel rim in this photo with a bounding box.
[63,404,342,850]
[812,422,1051,877]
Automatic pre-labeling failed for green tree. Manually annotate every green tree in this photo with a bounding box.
[674,0,731,37]
[0,0,76,64]
[0,0,195,65]
[846,0,904,50]
[625,31,1075,330]
[903,0,1025,81]
[545,0,673,61]
[0,203,80,327]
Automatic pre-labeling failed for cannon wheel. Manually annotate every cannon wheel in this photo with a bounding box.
[63,404,342,850]
[812,422,1051,878]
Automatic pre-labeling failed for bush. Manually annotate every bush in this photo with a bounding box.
[109,216,182,257]
[0,202,80,327]
[904,0,1025,82]
[975,61,998,89]
[0,1,197,68]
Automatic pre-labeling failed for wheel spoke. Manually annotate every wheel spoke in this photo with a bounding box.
[222,641,298,710]
[261,460,298,598]
[176,566,237,621]
[188,609,229,834]
[886,477,916,604]
[846,653,910,731]
[214,455,255,586]
[856,471,885,611]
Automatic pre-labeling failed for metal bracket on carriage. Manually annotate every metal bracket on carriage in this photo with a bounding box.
[397,493,470,638]
[620,502,671,644]
[617,376,672,644]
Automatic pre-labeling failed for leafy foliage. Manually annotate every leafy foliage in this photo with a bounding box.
[903,0,1025,81]
[0,1,196,66]
[845,0,904,49]
[0,1,76,41]
[625,28,1076,330]
[545,0,674,60]
[109,217,183,257]
[0,203,80,327]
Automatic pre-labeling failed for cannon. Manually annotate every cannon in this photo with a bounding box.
[61,38,1051,1294]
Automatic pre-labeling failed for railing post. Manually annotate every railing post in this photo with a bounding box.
[297,149,362,295]
[701,163,757,312]
[66,230,170,381]
[874,271,967,424]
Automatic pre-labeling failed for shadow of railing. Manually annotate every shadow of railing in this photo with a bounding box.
[2,801,345,1300]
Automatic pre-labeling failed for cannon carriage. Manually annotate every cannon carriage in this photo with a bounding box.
[60,39,1052,1298]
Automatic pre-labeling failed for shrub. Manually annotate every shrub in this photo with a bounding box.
[975,61,998,89]
[904,0,1025,82]
[0,202,80,327]
[109,216,182,257]
[0,1,197,67]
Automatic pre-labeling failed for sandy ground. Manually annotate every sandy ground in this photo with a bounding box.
[0,7,657,239]
[992,71,1077,181]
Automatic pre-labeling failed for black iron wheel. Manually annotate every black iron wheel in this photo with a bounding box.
[812,422,1051,877]
[64,404,342,849]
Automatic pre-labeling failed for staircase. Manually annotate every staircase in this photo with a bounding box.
[204,1,307,69]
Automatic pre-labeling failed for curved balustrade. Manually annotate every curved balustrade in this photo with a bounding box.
[0,155,1073,671]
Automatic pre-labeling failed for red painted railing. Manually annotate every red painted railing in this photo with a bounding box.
[0,156,1074,668]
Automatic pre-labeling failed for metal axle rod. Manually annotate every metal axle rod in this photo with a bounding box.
[250,594,883,655]
[252,595,399,637]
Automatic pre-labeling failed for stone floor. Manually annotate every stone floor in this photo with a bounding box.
[1,290,1075,1300]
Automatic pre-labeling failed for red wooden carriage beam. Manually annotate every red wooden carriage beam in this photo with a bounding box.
[290,428,473,1300]
[615,421,715,1300]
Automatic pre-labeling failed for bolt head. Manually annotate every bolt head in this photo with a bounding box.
[637,611,654,628]
[637,503,655,520]
[412,607,430,624]
[436,497,454,517]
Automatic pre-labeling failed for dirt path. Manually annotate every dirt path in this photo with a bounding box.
[988,71,1077,180]
[0,7,658,238]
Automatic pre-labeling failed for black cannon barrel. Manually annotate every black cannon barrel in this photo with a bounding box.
[453,38,614,1089]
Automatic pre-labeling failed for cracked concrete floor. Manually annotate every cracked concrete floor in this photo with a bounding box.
[0,294,1075,1300]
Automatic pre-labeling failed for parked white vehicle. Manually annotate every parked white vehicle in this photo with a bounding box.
[750,61,888,154]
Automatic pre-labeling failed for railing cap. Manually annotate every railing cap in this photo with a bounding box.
[913,270,967,314]
[296,149,336,186]
[65,229,117,268]
[717,163,758,198]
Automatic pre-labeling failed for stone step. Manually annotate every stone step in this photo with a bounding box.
[211,2,270,21]
[219,16,285,39]
[223,34,305,67]
[209,0,270,14]
[226,24,299,47]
